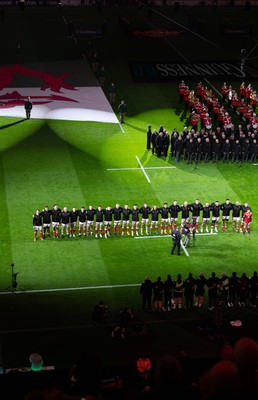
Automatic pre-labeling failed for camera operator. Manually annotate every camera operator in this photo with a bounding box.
[92,301,109,325]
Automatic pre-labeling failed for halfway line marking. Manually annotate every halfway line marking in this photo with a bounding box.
[107,166,176,171]
[136,155,151,183]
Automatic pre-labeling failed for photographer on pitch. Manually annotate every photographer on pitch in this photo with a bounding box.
[92,300,109,325]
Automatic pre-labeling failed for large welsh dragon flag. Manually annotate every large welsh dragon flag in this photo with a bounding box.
[0,60,117,123]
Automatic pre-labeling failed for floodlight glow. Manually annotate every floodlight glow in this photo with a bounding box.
[0,87,118,123]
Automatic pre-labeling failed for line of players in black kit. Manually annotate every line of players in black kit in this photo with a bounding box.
[32,199,252,241]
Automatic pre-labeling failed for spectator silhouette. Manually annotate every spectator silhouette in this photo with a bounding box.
[199,360,241,400]
[152,354,184,399]
[234,337,258,398]
[69,350,103,398]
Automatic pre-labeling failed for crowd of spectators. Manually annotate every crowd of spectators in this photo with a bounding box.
[148,80,258,163]
[3,337,258,399]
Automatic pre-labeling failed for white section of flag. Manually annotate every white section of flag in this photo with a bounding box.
[0,87,118,123]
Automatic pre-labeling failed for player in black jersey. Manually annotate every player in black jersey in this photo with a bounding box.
[42,206,51,239]
[210,201,221,233]
[95,206,104,238]
[78,207,87,237]
[221,199,232,232]
[181,201,190,226]
[160,202,170,235]
[86,205,96,236]
[122,204,131,236]
[149,205,160,235]
[51,204,61,238]
[189,199,203,233]
[113,203,123,236]
[61,207,70,238]
[33,209,43,241]
[231,201,242,232]
[131,204,140,236]
[104,206,113,239]
[201,202,211,233]
[169,200,181,233]
[139,202,151,235]
[70,207,78,237]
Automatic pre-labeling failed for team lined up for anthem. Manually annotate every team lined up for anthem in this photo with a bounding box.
[32,199,252,241]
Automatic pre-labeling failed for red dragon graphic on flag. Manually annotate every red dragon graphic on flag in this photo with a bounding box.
[0,63,117,123]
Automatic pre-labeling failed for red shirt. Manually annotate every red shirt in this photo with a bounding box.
[232,97,239,107]
[245,108,252,119]
[218,109,225,121]
[184,88,191,101]
[246,86,253,99]
[191,113,200,126]
[223,116,232,127]
[179,82,186,94]
[240,83,246,97]
[201,110,208,121]
[239,103,246,113]
[222,85,228,95]
[250,116,258,129]
[243,211,252,224]
[204,117,212,128]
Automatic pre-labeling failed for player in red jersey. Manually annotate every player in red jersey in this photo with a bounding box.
[240,202,251,232]
[242,209,252,234]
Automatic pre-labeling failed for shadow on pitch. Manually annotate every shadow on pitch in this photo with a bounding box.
[0,119,27,130]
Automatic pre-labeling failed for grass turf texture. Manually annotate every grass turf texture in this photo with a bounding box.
[1,117,257,289]
[0,5,258,369]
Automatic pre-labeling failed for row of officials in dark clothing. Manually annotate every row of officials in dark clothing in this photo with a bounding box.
[146,124,258,163]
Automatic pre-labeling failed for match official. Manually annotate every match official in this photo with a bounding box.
[171,226,182,256]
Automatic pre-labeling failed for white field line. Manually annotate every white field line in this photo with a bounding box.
[0,234,217,295]
[107,166,176,171]
[136,155,151,183]
[143,166,176,169]
[107,167,140,171]
[118,121,125,133]
[107,159,176,181]
[0,283,141,296]
[180,240,190,257]
[134,233,217,239]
